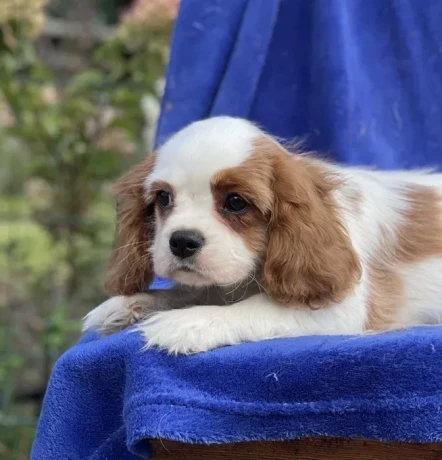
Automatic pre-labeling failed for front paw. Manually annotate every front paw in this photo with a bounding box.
[83,294,152,335]
[138,306,228,355]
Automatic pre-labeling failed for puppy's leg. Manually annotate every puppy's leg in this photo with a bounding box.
[139,291,366,354]
[83,287,205,336]
[83,294,157,335]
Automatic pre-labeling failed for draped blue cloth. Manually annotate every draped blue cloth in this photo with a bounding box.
[157,0,442,169]
[32,1,442,458]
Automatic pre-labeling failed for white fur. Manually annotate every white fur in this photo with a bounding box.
[148,117,261,286]
[139,288,367,354]
[151,188,255,286]
[84,116,442,354]
[146,116,262,189]
[83,296,143,333]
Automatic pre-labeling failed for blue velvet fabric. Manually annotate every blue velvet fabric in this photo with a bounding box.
[157,0,442,169]
[32,327,442,459]
[32,1,442,458]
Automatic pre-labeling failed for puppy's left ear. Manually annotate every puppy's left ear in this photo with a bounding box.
[262,145,361,307]
[104,155,156,296]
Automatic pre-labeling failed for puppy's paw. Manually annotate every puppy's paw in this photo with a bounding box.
[138,306,230,355]
[83,294,153,335]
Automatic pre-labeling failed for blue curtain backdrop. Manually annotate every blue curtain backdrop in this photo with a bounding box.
[157,0,442,169]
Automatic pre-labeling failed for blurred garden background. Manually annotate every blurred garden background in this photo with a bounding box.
[0,0,178,457]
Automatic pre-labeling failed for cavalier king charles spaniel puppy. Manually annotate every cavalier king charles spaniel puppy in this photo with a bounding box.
[84,116,442,354]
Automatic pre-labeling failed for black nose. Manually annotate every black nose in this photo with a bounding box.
[169,230,204,259]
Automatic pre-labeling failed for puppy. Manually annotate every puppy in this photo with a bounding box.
[84,116,442,354]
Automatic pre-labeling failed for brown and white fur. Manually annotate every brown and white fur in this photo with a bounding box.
[84,116,442,354]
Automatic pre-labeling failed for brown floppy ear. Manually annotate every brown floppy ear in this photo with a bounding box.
[104,155,156,296]
[262,147,361,307]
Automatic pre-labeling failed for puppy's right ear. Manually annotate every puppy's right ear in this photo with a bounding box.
[104,155,156,296]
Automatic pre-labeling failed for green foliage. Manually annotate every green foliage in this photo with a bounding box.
[0,218,64,284]
[0,11,171,459]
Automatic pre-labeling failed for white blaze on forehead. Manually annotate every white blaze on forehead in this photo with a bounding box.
[146,117,263,286]
[146,117,262,191]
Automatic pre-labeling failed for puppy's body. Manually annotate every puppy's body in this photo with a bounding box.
[84,117,442,354]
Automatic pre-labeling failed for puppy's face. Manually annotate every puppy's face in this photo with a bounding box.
[106,117,360,307]
[146,118,271,287]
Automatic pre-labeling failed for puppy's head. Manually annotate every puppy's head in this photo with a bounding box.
[105,117,360,306]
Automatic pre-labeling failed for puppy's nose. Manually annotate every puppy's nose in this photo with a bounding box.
[169,230,204,259]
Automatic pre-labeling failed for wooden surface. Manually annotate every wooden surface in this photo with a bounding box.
[150,438,442,460]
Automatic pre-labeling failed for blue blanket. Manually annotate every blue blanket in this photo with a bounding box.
[32,327,442,459]
[32,0,442,458]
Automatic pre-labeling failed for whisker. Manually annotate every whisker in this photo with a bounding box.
[233,274,255,303]
[254,279,270,297]
[113,245,144,268]
[113,241,145,251]
[225,280,242,296]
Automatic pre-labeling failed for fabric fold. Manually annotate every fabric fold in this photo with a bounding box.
[33,328,442,460]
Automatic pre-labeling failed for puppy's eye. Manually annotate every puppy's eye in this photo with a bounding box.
[224,193,249,214]
[156,190,171,208]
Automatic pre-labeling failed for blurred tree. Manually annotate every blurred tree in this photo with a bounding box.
[99,0,136,24]
[0,0,47,39]
[0,1,177,457]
